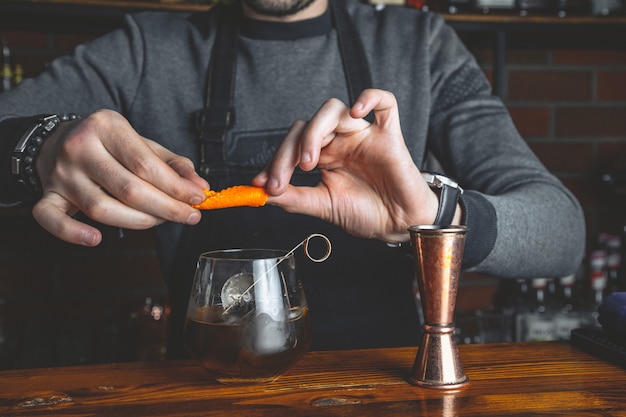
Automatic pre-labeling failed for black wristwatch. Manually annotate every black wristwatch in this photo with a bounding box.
[421,171,463,225]
[11,113,80,199]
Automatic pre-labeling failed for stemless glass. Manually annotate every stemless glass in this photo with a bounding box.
[183,248,311,384]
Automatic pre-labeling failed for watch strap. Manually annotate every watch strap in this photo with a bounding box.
[433,181,460,225]
[422,172,463,226]
[11,113,80,200]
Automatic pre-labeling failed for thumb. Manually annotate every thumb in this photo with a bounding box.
[32,193,103,246]
[266,184,330,222]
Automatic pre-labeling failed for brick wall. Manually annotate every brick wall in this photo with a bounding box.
[495,47,626,237]
[1,23,625,367]
[457,42,626,342]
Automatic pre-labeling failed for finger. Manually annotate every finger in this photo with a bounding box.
[73,159,202,226]
[109,137,206,204]
[256,120,308,194]
[351,89,401,132]
[32,195,103,247]
[85,112,206,205]
[297,98,350,172]
[60,122,204,223]
[147,141,210,200]
[299,98,374,172]
[266,183,330,221]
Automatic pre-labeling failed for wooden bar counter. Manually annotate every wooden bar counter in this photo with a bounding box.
[0,341,624,416]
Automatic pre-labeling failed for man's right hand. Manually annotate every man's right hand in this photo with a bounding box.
[31,109,209,246]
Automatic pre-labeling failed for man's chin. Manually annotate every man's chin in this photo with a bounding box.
[241,0,317,17]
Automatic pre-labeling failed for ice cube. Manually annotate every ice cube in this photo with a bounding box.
[243,312,295,355]
[221,272,255,313]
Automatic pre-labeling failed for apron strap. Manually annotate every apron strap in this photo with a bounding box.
[194,0,374,180]
[330,0,374,121]
[195,4,240,177]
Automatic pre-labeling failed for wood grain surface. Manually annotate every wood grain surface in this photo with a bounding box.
[1,341,625,416]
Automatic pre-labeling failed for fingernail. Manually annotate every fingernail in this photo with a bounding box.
[186,211,201,224]
[268,177,279,189]
[81,231,98,246]
[190,195,203,205]
[301,151,312,163]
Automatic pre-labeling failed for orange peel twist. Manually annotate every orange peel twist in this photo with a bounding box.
[191,185,268,210]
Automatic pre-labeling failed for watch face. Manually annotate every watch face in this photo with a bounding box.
[421,172,463,193]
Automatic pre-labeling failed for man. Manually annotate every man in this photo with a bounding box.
[0,0,585,355]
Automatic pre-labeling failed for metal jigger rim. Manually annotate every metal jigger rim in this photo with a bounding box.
[408,224,468,233]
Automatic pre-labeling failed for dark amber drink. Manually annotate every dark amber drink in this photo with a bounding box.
[184,304,311,384]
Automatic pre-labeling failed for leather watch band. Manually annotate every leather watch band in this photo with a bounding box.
[421,172,463,225]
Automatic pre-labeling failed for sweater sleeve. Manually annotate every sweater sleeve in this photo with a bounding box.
[426,14,585,279]
[0,14,147,205]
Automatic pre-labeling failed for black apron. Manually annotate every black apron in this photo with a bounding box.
[167,0,420,358]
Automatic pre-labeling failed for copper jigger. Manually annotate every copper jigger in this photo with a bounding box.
[408,225,469,389]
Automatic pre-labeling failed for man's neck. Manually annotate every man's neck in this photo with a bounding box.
[242,0,329,22]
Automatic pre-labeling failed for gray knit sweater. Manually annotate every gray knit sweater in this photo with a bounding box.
[0,1,585,349]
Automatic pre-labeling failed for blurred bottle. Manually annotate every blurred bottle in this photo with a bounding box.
[406,0,429,8]
[129,297,170,361]
[554,0,591,16]
[621,225,626,291]
[1,38,12,93]
[13,64,23,86]
[368,0,408,6]
[590,0,623,15]
[581,249,608,327]
[516,0,556,16]
[476,306,514,344]
[553,274,583,340]
[512,279,530,341]
[475,0,516,14]
[518,278,557,341]
[444,0,474,13]
[590,249,608,306]
[605,234,622,295]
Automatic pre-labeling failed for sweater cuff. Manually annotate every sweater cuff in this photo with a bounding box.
[0,116,45,204]
[459,190,497,269]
